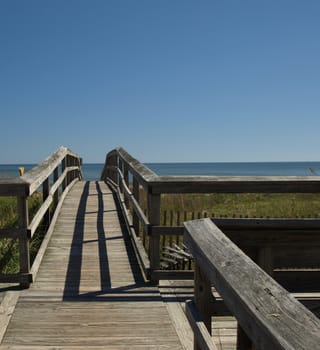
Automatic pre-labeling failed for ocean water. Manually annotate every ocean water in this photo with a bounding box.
[1,162,320,181]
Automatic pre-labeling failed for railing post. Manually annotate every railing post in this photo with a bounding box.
[148,191,160,284]
[108,154,119,185]
[124,164,129,209]
[258,245,274,277]
[66,154,73,185]
[194,264,212,350]
[43,177,50,228]
[78,157,82,180]
[133,177,140,236]
[119,159,124,193]
[62,157,66,191]
[18,195,30,288]
[53,166,59,208]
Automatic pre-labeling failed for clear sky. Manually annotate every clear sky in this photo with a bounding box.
[1,1,320,164]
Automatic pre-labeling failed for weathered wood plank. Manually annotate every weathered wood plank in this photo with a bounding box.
[186,300,218,350]
[1,181,184,349]
[185,218,320,350]
[0,291,20,343]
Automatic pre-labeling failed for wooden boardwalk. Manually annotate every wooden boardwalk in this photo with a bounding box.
[0,182,186,349]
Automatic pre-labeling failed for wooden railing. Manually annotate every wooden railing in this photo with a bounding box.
[100,147,320,283]
[0,146,82,287]
[184,218,320,350]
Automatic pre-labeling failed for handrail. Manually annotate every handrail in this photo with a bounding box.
[100,147,320,283]
[20,146,82,195]
[0,146,82,287]
[101,147,320,194]
[184,218,320,350]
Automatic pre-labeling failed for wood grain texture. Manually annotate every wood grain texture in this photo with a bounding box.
[185,218,320,350]
[0,181,184,349]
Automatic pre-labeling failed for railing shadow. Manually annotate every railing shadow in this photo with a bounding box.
[63,181,152,302]
[63,182,89,299]
[95,181,111,291]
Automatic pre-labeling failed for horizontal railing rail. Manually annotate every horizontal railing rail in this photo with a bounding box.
[184,218,320,350]
[0,146,82,287]
[100,147,320,283]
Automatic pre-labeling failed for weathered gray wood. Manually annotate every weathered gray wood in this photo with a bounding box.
[124,164,129,208]
[151,176,320,194]
[100,147,320,289]
[17,196,30,288]
[152,270,194,280]
[0,273,31,283]
[258,245,274,276]
[0,291,20,343]
[0,228,26,239]
[43,177,50,227]
[53,166,59,207]
[0,179,28,196]
[0,147,82,285]
[148,193,161,283]
[30,178,78,281]
[184,218,320,350]
[133,177,140,236]
[21,147,81,195]
[194,264,212,333]
[100,148,157,189]
[186,300,218,350]
[101,148,320,195]
[62,157,66,191]
[109,180,151,279]
[115,167,150,230]
[1,181,185,350]
[28,194,53,237]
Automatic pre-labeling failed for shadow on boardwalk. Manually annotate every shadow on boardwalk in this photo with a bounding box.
[63,181,155,302]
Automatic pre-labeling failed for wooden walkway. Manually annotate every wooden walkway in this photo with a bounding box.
[0,182,186,349]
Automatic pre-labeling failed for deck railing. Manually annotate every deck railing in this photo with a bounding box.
[184,218,320,350]
[100,147,320,283]
[0,146,82,287]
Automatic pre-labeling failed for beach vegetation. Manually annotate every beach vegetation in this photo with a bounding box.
[0,193,43,274]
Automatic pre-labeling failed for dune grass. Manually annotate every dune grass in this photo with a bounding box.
[1,190,320,273]
[137,192,320,225]
[160,193,320,220]
[0,193,44,274]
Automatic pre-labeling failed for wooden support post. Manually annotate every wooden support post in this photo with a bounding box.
[77,157,82,179]
[133,177,140,236]
[119,159,123,193]
[108,154,118,185]
[258,245,274,277]
[124,164,129,209]
[62,157,66,191]
[53,166,59,208]
[66,155,72,185]
[73,157,77,181]
[148,191,161,284]
[194,264,212,350]
[43,177,50,228]
[18,196,30,289]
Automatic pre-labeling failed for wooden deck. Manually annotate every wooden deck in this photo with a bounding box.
[0,182,187,349]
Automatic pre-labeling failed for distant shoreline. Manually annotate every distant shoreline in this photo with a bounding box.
[1,161,319,181]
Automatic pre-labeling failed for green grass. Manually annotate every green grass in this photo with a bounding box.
[2,190,320,273]
[0,193,43,274]
[159,193,320,220]
[138,191,320,223]
[135,191,320,255]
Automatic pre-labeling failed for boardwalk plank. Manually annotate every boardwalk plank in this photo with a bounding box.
[0,182,183,350]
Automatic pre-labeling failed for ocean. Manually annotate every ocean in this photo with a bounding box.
[0,162,320,181]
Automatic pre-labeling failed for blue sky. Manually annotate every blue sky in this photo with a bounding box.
[1,1,320,163]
